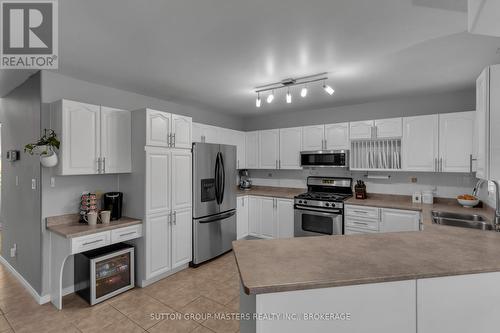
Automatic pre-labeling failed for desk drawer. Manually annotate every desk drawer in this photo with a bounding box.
[345,205,380,220]
[71,232,110,254]
[111,225,142,243]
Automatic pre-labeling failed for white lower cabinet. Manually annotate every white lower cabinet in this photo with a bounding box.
[380,208,420,233]
[345,205,420,234]
[171,207,192,269]
[244,196,293,239]
[146,213,171,278]
[237,196,249,239]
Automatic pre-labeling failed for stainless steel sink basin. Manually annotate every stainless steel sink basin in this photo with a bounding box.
[431,211,494,231]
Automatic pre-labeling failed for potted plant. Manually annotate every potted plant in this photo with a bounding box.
[24,129,61,167]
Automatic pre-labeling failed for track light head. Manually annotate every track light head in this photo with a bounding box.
[256,93,261,108]
[286,89,292,104]
[300,86,308,98]
[323,83,334,95]
[267,91,274,104]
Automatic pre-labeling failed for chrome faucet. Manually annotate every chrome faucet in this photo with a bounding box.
[473,179,500,228]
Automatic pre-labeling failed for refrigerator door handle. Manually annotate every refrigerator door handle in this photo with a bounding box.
[214,152,220,204]
[198,210,236,223]
[220,152,225,204]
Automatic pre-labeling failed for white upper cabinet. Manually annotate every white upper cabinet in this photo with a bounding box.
[279,127,302,169]
[146,109,171,147]
[476,68,488,179]
[145,147,171,216]
[100,107,131,174]
[439,112,475,173]
[171,114,192,149]
[325,122,349,150]
[234,130,246,169]
[51,99,132,175]
[402,114,439,172]
[246,131,259,169]
[302,125,325,151]
[146,109,191,149]
[259,129,280,169]
[375,118,402,138]
[350,121,374,140]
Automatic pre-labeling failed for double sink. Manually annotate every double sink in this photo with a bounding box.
[432,211,496,231]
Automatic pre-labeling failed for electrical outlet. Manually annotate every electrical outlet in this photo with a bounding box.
[410,177,417,183]
[10,244,16,258]
[31,178,37,190]
[50,177,56,188]
[15,176,19,186]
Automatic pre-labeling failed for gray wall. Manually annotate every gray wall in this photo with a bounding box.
[0,73,42,293]
[243,88,476,130]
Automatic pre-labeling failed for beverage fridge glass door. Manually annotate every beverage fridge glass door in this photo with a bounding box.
[193,143,221,218]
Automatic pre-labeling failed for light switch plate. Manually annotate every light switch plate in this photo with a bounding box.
[31,179,36,190]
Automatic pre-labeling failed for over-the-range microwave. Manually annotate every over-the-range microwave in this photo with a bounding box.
[300,150,349,168]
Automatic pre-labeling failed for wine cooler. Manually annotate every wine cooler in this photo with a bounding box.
[75,243,134,305]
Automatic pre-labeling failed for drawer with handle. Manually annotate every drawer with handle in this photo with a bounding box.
[345,216,380,231]
[111,225,142,243]
[71,232,110,254]
[345,205,380,220]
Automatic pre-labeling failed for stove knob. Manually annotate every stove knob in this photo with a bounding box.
[303,201,307,204]
[298,200,303,204]
[325,202,330,207]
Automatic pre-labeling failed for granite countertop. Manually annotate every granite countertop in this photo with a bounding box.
[46,213,142,238]
[233,193,499,295]
[236,186,305,199]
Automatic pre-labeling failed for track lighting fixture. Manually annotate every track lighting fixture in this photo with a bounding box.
[286,89,292,104]
[254,72,333,108]
[267,91,274,104]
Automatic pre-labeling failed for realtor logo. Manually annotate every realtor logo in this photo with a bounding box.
[1,0,58,69]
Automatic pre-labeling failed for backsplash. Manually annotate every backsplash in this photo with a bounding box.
[247,169,478,199]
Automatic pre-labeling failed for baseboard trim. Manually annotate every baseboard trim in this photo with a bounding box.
[138,263,189,287]
[0,255,45,304]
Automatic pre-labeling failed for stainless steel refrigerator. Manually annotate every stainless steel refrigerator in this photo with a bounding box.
[192,142,237,265]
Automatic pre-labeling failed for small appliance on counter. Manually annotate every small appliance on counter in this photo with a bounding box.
[412,191,422,204]
[239,169,252,190]
[354,180,367,199]
[75,243,134,305]
[103,192,123,220]
[422,190,434,204]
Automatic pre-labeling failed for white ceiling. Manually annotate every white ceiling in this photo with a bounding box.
[1,0,500,115]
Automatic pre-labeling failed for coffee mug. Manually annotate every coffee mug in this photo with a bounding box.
[84,211,98,225]
[100,210,111,224]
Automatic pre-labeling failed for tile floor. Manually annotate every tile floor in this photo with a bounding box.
[0,252,241,332]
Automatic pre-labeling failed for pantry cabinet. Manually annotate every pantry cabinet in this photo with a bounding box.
[402,114,439,172]
[279,127,302,169]
[51,99,131,175]
[259,129,280,169]
[324,122,350,150]
[302,125,325,150]
[146,213,171,277]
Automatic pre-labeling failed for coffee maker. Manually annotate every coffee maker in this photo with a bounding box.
[239,169,252,190]
[103,192,123,220]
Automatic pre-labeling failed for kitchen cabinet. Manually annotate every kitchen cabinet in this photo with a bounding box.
[147,213,172,278]
[475,65,500,181]
[100,107,132,173]
[50,99,131,175]
[145,147,171,216]
[345,205,420,234]
[171,207,192,269]
[279,127,302,169]
[146,109,192,149]
[237,196,249,239]
[349,121,373,140]
[229,130,246,169]
[350,118,402,140]
[438,111,475,173]
[247,196,292,239]
[277,199,294,238]
[380,208,420,233]
[192,122,217,143]
[259,129,280,169]
[246,131,259,169]
[302,125,325,150]
[324,122,349,150]
[402,114,439,172]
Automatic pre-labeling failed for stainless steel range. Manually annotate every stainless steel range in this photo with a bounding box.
[294,176,353,237]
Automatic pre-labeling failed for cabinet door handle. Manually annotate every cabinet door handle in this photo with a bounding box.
[173,133,176,147]
[275,160,278,169]
[469,154,477,174]
[173,211,177,224]
[97,157,101,174]
[82,239,103,246]
[439,157,443,172]
[353,210,368,214]
[353,221,369,226]
[434,158,437,172]
[102,157,106,173]
[279,160,281,169]
[119,231,137,237]
[169,211,172,224]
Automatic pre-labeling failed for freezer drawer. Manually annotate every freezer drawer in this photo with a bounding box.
[192,210,236,265]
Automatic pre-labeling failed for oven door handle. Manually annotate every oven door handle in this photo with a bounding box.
[295,205,342,215]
